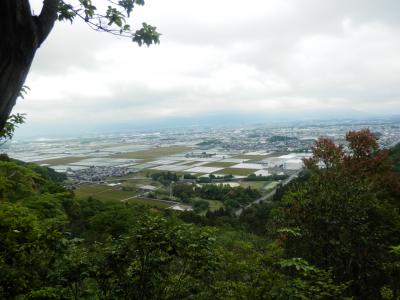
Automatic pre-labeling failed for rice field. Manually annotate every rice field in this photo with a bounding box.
[180,161,202,166]
[216,168,258,176]
[109,146,192,160]
[233,155,270,160]
[202,161,237,168]
[185,166,224,174]
[34,156,89,166]
[150,165,192,172]
[230,163,264,169]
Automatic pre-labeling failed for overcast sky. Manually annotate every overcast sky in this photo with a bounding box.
[14,0,400,135]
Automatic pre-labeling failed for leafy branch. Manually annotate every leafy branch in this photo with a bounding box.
[0,114,26,145]
[57,0,160,46]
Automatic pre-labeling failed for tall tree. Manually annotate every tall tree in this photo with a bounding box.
[279,129,400,299]
[0,0,160,132]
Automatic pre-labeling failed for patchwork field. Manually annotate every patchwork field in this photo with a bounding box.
[216,168,258,176]
[110,146,192,160]
[35,156,89,166]
[186,166,224,174]
[180,161,202,166]
[203,161,237,168]
[234,155,270,160]
[151,164,191,172]
[264,152,290,158]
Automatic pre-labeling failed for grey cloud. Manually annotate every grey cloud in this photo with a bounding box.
[159,0,400,46]
[31,22,116,75]
[13,0,400,134]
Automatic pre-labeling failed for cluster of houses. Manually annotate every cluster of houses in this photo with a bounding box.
[67,166,133,182]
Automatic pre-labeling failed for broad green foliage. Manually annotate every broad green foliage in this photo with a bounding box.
[276,257,347,299]
[0,157,66,201]
[88,216,220,299]
[0,160,43,201]
[0,203,68,299]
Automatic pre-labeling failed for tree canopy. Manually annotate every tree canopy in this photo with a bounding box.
[277,129,400,299]
[0,154,349,299]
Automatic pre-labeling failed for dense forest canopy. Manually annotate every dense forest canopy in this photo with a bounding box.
[1,130,400,299]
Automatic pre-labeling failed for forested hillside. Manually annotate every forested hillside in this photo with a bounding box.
[390,142,400,173]
[1,130,400,299]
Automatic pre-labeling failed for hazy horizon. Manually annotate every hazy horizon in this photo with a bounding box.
[11,112,400,140]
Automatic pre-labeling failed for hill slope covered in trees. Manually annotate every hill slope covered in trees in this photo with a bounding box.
[1,130,400,299]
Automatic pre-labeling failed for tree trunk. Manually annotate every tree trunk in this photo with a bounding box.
[0,0,59,131]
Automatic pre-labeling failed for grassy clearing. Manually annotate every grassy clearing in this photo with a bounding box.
[206,200,224,211]
[264,181,280,191]
[120,178,160,189]
[91,190,136,201]
[34,156,88,166]
[203,161,237,168]
[75,184,169,208]
[216,168,258,176]
[126,197,170,208]
[74,184,111,197]
[193,198,224,215]
[109,146,192,160]
[75,184,134,201]
[239,181,269,190]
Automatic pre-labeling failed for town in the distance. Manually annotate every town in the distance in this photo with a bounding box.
[2,117,400,214]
